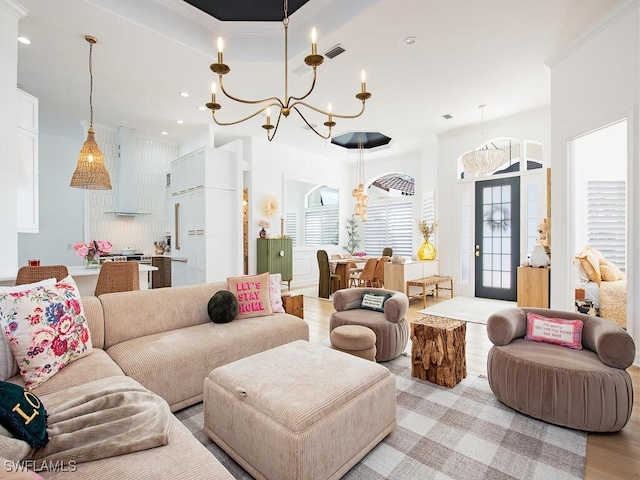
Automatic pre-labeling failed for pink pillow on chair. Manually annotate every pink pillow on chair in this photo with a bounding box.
[525,312,583,350]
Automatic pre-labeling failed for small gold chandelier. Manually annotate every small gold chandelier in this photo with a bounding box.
[352,135,368,222]
[206,0,371,141]
[70,36,112,190]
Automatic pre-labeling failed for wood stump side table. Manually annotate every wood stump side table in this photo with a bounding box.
[411,315,467,388]
[281,292,304,319]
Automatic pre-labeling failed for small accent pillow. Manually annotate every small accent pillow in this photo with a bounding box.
[360,291,392,313]
[207,290,238,324]
[227,273,273,319]
[599,259,624,282]
[0,276,93,390]
[575,248,601,285]
[0,381,48,449]
[269,273,285,313]
[525,312,583,350]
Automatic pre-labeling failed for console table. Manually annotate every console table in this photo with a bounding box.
[384,260,439,292]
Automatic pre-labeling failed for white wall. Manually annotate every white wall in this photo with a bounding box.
[437,108,551,296]
[546,0,639,363]
[0,1,27,276]
[18,130,85,266]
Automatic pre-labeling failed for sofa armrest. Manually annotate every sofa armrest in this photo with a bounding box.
[486,308,527,345]
[582,315,635,369]
[383,292,408,323]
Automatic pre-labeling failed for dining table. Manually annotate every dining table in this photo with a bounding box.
[328,257,375,290]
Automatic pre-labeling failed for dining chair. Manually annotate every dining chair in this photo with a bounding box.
[352,258,378,288]
[317,250,341,299]
[330,254,342,275]
[382,247,393,257]
[15,265,69,285]
[94,261,140,297]
[372,256,390,288]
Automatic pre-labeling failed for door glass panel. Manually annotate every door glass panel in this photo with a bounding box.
[481,184,512,289]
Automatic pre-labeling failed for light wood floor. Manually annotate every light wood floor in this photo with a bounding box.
[299,293,640,480]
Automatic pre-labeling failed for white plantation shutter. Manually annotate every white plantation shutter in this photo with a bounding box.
[422,192,436,244]
[587,180,626,271]
[305,205,338,246]
[285,211,297,247]
[364,200,413,256]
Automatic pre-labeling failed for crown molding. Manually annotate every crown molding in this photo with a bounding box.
[544,0,639,68]
[0,0,28,19]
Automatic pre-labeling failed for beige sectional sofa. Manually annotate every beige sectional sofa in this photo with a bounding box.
[2,282,310,479]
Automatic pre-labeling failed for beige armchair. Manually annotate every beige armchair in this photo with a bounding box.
[486,307,635,432]
[330,288,409,361]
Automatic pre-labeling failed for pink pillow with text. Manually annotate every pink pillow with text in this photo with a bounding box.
[525,313,583,350]
[227,273,273,319]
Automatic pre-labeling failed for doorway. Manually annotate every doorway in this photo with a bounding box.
[474,176,521,301]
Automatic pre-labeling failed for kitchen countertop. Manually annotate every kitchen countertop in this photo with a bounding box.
[0,264,157,283]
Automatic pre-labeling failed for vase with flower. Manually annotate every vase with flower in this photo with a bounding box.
[74,240,113,268]
[416,220,438,260]
[258,219,271,239]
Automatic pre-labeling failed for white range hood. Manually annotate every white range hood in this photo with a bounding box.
[106,127,149,216]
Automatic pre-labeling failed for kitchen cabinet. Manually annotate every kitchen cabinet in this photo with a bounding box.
[517,266,550,308]
[16,89,38,233]
[256,238,293,289]
[152,256,172,288]
[170,147,241,285]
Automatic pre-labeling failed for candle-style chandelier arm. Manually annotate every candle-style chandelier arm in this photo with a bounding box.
[291,106,332,140]
[287,68,318,102]
[290,99,367,120]
[218,76,285,108]
[211,102,282,127]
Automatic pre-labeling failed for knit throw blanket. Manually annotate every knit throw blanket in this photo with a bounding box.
[6,377,172,466]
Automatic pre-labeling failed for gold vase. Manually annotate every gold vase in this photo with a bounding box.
[417,239,436,260]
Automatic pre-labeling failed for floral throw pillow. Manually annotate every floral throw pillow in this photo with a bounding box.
[0,276,93,390]
[269,273,285,314]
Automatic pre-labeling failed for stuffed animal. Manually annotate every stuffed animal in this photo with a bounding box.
[530,245,550,268]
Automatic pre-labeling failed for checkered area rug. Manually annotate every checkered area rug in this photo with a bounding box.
[176,355,586,480]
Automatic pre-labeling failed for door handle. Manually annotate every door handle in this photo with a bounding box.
[475,244,480,257]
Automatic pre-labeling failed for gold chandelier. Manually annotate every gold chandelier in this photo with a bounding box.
[70,35,112,190]
[461,105,506,175]
[206,0,371,141]
[352,135,368,222]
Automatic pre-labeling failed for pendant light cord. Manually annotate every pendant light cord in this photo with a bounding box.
[88,40,94,128]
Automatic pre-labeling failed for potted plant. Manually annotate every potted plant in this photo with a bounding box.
[342,215,361,255]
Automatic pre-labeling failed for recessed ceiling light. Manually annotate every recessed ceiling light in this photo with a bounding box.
[198,106,206,111]
[179,91,189,98]
[176,120,184,124]
[17,36,31,45]
[161,131,168,135]
[404,36,417,47]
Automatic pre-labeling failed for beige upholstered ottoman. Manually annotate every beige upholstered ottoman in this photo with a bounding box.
[203,340,396,480]
[330,324,377,361]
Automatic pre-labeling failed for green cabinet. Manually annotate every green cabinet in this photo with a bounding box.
[257,238,293,289]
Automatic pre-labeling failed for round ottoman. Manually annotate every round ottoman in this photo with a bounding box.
[330,325,377,361]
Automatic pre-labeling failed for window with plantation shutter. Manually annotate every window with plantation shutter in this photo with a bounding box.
[364,200,413,257]
[285,211,297,247]
[422,191,436,244]
[586,180,626,271]
[304,205,339,246]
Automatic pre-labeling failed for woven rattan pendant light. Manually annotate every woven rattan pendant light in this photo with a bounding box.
[70,35,112,190]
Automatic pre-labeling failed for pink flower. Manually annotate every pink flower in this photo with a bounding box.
[96,241,112,254]
[65,298,82,315]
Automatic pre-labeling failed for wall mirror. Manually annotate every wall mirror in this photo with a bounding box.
[285,177,339,247]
